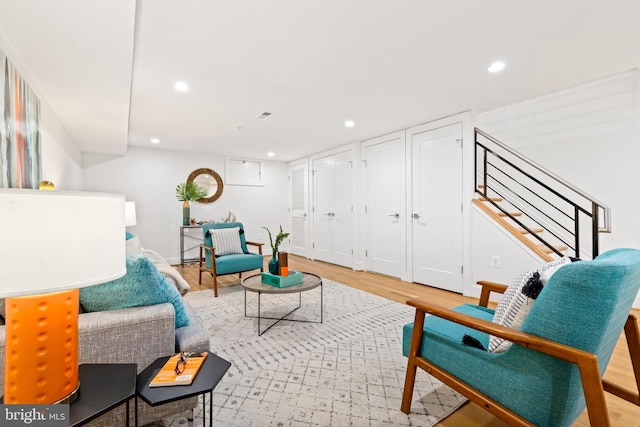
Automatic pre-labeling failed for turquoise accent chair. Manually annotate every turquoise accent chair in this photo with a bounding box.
[198,222,264,297]
[402,248,640,426]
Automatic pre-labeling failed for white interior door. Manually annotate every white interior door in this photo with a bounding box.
[313,156,334,263]
[288,162,308,257]
[411,123,463,292]
[312,150,354,267]
[332,151,354,267]
[364,133,405,277]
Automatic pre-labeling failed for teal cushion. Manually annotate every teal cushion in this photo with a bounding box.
[125,231,135,240]
[215,253,264,275]
[403,304,494,357]
[80,255,189,328]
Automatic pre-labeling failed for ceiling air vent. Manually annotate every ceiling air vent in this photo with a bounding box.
[258,112,272,119]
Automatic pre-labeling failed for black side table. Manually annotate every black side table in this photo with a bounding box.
[70,363,137,427]
[137,352,231,427]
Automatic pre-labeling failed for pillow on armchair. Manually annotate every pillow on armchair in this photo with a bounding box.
[211,226,244,256]
[80,255,190,328]
[487,256,577,352]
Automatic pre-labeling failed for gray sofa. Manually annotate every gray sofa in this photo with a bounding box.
[0,249,211,426]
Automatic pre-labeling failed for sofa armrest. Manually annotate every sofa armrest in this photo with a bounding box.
[176,302,211,353]
[78,303,176,374]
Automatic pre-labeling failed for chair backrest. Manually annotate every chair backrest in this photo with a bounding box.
[202,222,249,266]
[518,247,640,424]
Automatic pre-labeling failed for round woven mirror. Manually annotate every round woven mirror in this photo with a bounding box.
[187,168,224,203]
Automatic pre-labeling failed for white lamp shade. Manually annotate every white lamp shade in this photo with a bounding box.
[0,189,127,297]
[125,201,137,226]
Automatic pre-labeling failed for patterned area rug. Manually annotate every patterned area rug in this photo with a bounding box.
[163,279,467,426]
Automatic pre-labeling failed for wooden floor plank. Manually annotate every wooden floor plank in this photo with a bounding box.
[176,255,640,427]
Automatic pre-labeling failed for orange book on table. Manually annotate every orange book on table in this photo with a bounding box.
[149,352,208,387]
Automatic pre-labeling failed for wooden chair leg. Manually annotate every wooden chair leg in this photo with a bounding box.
[401,310,426,414]
[603,313,640,405]
[213,274,218,298]
[577,356,611,427]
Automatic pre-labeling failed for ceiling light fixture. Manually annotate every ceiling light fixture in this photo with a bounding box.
[488,61,505,73]
[258,112,273,119]
[267,152,275,157]
[150,138,160,144]
[345,120,355,128]
[174,81,189,92]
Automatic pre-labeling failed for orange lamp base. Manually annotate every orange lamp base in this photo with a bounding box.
[4,289,80,404]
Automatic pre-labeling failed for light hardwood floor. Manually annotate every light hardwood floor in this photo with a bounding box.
[176,255,640,427]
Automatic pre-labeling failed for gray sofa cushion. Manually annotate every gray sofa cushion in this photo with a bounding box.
[176,302,210,352]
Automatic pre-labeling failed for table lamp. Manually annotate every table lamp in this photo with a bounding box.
[125,201,137,227]
[0,189,126,404]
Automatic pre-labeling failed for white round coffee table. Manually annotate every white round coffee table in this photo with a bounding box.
[241,272,323,336]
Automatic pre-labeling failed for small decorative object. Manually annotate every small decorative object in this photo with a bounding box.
[39,180,55,190]
[189,218,197,225]
[263,225,290,276]
[175,182,208,226]
[261,270,303,288]
[279,252,289,276]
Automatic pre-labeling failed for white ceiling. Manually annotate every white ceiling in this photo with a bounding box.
[1,0,639,161]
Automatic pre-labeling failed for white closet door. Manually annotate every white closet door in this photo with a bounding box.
[288,162,309,257]
[331,151,354,267]
[364,133,405,277]
[411,122,463,293]
[312,150,354,267]
[313,155,335,263]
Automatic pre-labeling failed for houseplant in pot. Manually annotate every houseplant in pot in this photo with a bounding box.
[176,182,208,226]
[263,225,290,275]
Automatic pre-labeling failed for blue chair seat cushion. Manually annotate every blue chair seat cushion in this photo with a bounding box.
[214,252,264,275]
[403,304,495,357]
[80,255,190,328]
[403,304,581,426]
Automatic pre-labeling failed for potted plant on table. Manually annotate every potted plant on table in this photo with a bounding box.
[176,182,208,226]
[263,225,290,275]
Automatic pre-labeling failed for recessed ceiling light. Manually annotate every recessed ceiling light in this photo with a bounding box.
[488,61,505,73]
[150,137,160,144]
[174,81,189,92]
[267,152,275,157]
[344,120,355,128]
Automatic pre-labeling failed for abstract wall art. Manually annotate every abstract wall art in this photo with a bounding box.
[1,49,41,189]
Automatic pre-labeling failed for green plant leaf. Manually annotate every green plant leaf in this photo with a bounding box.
[176,182,208,202]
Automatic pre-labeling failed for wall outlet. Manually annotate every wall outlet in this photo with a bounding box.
[491,255,501,268]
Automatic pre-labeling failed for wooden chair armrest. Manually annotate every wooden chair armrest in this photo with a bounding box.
[245,241,263,255]
[406,298,594,365]
[199,243,215,257]
[477,280,509,307]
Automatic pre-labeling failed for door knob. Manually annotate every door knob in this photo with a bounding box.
[388,213,400,218]
[412,213,421,219]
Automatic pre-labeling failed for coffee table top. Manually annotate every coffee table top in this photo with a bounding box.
[242,272,322,294]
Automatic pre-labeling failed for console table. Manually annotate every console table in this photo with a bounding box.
[180,225,203,267]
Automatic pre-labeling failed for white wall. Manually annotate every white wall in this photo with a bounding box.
[0,34,82,190]
[82,146,289,263]
[477,70,640,252]
[474,69,640,306]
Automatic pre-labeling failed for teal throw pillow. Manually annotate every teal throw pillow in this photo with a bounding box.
[126,231,135,240]
[80,255,190,328]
